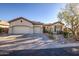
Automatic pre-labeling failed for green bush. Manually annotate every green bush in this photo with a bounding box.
[63,31,69,38]
[43,29,53,35]
[57,31,63,34]
[43,29,48,33]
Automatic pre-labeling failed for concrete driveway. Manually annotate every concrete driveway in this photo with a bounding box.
[0,34,56,55]
[1,34,79,55]
[1,34,79,50]
[0,34,55,50]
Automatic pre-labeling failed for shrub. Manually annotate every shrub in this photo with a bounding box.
[43,29,48,33]
[63,31,69,38]
[57,31,63,34]
[43,29,46,33]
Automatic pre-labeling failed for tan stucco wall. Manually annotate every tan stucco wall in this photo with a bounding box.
[10,19,33,27]
[44,23,64,33]
[9,19,33,34]
[51,23,64,33]
[9,19,43,34]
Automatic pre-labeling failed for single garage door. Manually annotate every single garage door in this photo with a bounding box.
[12,26,33,34]
[34,27,42,33]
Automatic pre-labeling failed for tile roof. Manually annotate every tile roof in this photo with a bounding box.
[8,17,43,25]
[44,21,64,26]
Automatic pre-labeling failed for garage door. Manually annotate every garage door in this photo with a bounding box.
[13,26,33,34]
[34,27,42,33]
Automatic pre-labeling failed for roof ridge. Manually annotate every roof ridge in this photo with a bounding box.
[8,17,43,25]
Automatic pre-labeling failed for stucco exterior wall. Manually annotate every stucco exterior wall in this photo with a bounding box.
[10,19,33,27]
[8,19,43,34]
[51,23,64,33]
[44,23,64,33]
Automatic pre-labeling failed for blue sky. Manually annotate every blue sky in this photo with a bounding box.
[0,3,66,23]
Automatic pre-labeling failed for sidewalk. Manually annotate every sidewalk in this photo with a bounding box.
[33,42,79,49]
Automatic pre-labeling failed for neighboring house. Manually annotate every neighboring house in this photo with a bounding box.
[44,21,64,34]
[8,17,43,34]
[0,20,9,33]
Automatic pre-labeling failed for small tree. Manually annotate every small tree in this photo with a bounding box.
[58,3,79,40]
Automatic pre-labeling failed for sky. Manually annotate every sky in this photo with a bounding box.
[0,3,66,23]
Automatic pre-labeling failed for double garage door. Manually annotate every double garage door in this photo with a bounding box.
[13,26,32,34]
[11,26,42,34]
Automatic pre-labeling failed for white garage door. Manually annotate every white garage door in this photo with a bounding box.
[34,27,42,33]
[13,26,33,34]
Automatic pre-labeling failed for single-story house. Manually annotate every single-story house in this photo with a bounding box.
[44,21,64,34]
[8,17,43,34]
[0,20,9,33]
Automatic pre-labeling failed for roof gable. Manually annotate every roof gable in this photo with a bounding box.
[8,17,32,24]
[44,21,64,26]
[8,17,43,25]
[52,21,64,25]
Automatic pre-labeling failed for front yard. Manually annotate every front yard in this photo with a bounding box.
[0,33,79,55]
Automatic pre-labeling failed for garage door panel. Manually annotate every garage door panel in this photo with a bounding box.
[34,27,42,33]
[13,26,33,34]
